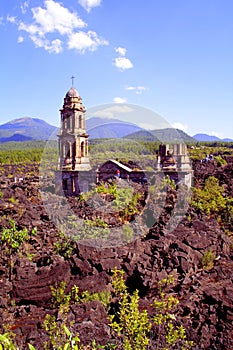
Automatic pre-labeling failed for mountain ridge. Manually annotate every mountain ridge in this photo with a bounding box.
[1,116,232,143]
[193,133,233,142]
[0,117,57,141]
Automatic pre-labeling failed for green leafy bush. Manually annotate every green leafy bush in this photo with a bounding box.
[201,249,215,270]
[214,155,227,167]
[0,220,37,280]
[110,269,194,350]
[191,176,226,215]
[110,269,151,350]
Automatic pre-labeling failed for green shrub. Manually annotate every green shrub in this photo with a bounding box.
[214,155,227,167]
[201,249,215,270]
[0,220,37,280]
[110,269,194,350]
[110,269,151,350]
[0,332,16,349]
[191,176,226,215]
[161,175,176,190]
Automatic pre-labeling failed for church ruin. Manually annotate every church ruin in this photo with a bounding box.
[55,82,192,196]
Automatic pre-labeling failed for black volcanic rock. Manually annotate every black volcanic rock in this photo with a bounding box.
[0,159,232,349]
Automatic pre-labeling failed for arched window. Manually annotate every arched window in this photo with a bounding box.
[67,116,71,129]
[85,140,88,156]
[79,115,82,128]
[65,142,70,158]
[81,141,85,157]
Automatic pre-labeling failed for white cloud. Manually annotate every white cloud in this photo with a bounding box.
[113,97,127,104]
[126,86,147,94]
[7,15,17,23]
[15,0,108,54]
[29,35,63,53]
[114,57,133,71]
[78,0,102,13]
[210,131,223,139]
[114,46,133,71]
[172,122,188,132]
[17,35,24,43]
[92,105,133,119]
[115,46,126,56]
[31,0,86,36]
[68,30,108,53]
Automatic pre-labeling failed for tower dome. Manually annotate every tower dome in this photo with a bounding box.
[66,86,79,98]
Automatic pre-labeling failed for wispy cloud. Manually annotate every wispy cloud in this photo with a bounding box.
[78,0,102,13]
[172,122,188,132]
[68,30,108,53]
[125,86,147,94]
[6,15,17,24]
[92,105,133,119]
[10,0,107,54]
[115,47,126,56]
[113,97,127,104]
[113,46,133,71]
[210,131,223,139]
[17,35,24,43]
[20,1,29,14]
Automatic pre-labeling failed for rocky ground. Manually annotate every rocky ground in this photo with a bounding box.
[0,159,232,349]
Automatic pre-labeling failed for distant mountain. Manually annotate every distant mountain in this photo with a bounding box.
[125,128,195,143]
[0,117,57,142]
[223,138,233,142]
[86,117,142,138]
[193,133,233,142]
[123,129,160,141]
[0,133,33,143]
[2,116,216,144]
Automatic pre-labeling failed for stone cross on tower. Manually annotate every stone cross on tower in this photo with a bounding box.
[71,75,75,86]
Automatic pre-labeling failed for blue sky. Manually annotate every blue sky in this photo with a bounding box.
[0,0,232,138]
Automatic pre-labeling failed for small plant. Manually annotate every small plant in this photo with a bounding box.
[8,196,18,204]
[0,332,16,349]
[214,155,227,167]
[122,225,134,243]
[43,315,80,350]
[153,275,194,350]
[161,175,176,190]
[109,269,194,350]
[110,268,151,350]
[191,176,226,215]
[43,282,80,349]
[54,231,74,259]
[80,290,111,309]
[50,281,79,309]
[201,249,215,270]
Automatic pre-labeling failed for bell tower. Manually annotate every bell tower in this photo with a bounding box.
[56,79,91,196]
[58,82,90,171]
